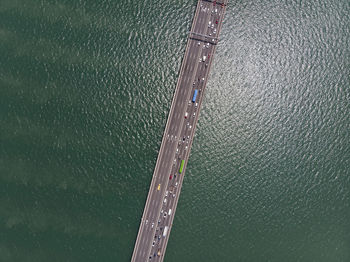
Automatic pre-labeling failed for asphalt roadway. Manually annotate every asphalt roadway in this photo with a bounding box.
[131,1,228,261]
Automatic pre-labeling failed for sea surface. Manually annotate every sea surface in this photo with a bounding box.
[1,0,349,261]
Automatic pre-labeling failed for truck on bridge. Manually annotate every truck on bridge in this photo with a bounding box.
[179,160,185,173]
[163,226,169,237]
[192,89,199,103]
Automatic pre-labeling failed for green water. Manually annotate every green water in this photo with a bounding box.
[1,0,349,261]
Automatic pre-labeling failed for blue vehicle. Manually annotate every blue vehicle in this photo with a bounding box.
[192,89,198,103]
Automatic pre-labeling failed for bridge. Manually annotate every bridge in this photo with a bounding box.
[131,0,228,261]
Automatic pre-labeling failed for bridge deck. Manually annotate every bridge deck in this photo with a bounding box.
[131,1,228,261]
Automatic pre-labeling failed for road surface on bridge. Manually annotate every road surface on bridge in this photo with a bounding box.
[131,1,228,261]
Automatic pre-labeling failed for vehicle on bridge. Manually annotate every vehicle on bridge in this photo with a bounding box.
[192,89,198,103]
[163,226,169,237]
[179,160,185,173]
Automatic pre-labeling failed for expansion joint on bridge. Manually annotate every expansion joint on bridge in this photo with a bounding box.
[189,31,219,45]
[190,31,218,40]
[201,0,228,6]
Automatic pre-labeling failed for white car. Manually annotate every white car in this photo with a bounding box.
[165,191,168,197]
